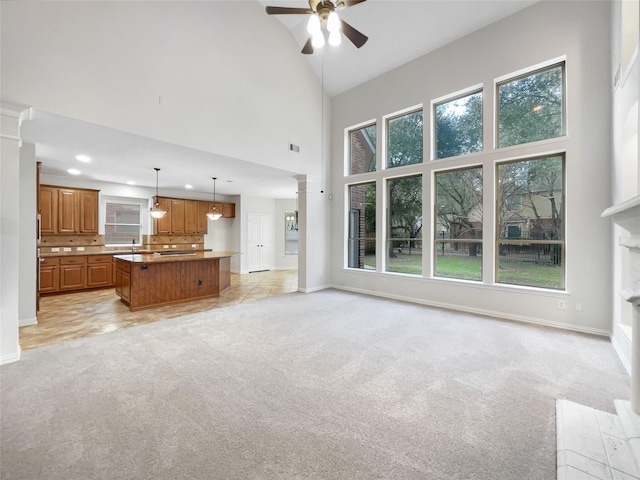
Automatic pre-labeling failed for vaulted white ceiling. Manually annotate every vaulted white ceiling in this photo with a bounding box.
[2,0,539,198]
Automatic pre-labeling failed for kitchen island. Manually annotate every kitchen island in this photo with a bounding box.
[114,251,237,311]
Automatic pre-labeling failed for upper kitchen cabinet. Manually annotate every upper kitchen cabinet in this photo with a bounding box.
[39,185,99,235]
[152,196,235,235]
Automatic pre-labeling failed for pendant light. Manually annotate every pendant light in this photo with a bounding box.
[206,177,222,221]
[149,167,166,219]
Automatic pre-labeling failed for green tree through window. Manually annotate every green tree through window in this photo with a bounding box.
[498,64,564,148]
[435,91,483,159]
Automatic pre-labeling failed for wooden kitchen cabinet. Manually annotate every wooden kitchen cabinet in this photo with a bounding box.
[152,196,235,234]
[39,185,99,235]
[154,197,172,234]
[87,255,113,287]
[79,189,99,233]
[39,186,57,234]
[59,256,86,291]
[197,201,209,234]
[40,254,118,294]
[170,199,185,234]
[184,200,198,234]
[39,257,59,293]
[222,203,235,218]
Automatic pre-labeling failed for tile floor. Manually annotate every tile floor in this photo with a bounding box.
[557,399,640,479]
[21,269,298,351]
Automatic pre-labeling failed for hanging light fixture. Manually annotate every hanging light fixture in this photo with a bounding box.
[206,177,222,221]
[149,167,166,219]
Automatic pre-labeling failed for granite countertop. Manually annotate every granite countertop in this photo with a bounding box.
[113,251,238,263]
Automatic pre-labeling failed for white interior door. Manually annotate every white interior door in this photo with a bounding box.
[247,213,272,272]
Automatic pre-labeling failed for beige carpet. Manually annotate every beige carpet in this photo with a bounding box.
[0,289,630,479]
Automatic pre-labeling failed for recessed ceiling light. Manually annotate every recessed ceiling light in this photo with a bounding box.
[75,154,91,163]
[185,184,193,189]
[127,181,135,185]
[67,168,81,175]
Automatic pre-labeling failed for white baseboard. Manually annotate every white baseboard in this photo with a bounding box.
[330,284,611,337]
[0,347,21,366]
[19,316,38,327]
[611,334,632,376]
[298,284,331,294]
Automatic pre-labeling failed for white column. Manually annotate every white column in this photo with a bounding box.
[294,174,329,293]
[0,102,33,365]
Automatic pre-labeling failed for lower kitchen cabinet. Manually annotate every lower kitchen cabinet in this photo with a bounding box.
[40,254,117,294]
[59,256,86,291]
[39,257,59,293]
[87,255,113,287]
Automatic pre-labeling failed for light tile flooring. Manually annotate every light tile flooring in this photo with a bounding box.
[557,399,640,480]
[21,270,298,351]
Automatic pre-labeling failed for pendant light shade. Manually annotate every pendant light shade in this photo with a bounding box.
[149,167,166,219]
[206,177,222,221]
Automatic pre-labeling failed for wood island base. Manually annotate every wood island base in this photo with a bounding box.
[114,252,235,311]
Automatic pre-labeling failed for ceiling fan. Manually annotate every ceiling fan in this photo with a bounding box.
[265,0,368,54]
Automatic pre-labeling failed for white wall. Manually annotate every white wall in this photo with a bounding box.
[0,1,324,180]
[330,1,614,335]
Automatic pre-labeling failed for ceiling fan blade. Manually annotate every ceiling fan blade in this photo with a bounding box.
[301,37,314,55]
[265,6,313,15]
[336,0,366,9]
[340,19,368,49]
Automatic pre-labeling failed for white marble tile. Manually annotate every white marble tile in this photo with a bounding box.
[558,400,609,464]
[611,468,640,480]
[602,433,640,478]
[597,410,627,439]
[558,464,608,480]
[558,449,613,480]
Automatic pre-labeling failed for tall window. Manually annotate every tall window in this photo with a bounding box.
[350,123,377,175]
[387,109,423,168]
[105,202,142,246]
[434,90,483,159]
[497,155,564,289]
[434,167,483,281]
[348,183,376,269]
[387,175,422,274]
[497,63,565,148]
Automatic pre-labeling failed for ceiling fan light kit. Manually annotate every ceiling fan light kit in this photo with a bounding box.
[266,0,367,55]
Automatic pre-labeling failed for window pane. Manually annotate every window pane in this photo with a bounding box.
[497,155,564,289]
[387,110,423,168]
[348,183,376,269]
[350,124,376,175]
[105,202,141,245]
[435,91,483,159]
[387,175,422,274]
[498,64,564,148]
[434,167,483,281]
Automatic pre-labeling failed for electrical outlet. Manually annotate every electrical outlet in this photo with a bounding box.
[575,303,582,312]
[192,244,196,248]
[63,247,72,252]
[51,248,60,252]
[77,247,84,251]
[163,245,169,249]
[558,300,566,310]
[381,278,387,286]
[171,245,177,248]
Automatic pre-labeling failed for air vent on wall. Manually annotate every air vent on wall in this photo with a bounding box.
[289,143,300,153]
